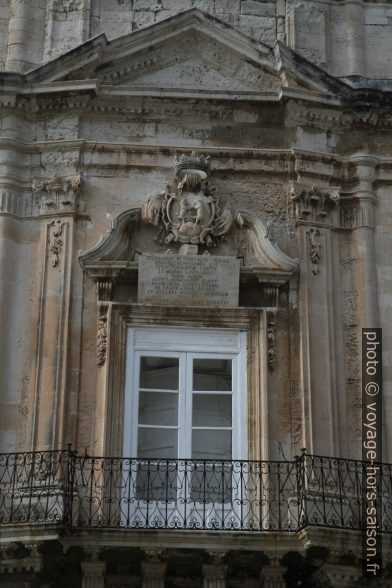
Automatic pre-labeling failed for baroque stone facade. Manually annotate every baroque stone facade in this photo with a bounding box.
[0,1,392,586]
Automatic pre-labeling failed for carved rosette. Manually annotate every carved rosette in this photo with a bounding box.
[33,175,82,214]
[142,152,233,251]
[290,181,340,224]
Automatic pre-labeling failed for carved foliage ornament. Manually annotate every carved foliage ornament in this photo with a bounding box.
[142,152,233,250]
[49,219,64,267]
[308,227,321,275]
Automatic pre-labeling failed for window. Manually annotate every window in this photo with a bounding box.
[122,327,247,524]
[123,327,247,463]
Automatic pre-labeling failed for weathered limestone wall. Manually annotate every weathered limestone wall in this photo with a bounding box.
[2,0,392,78]
[375,185,392,462]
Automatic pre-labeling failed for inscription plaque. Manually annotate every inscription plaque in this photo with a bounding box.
[138,254,240,307]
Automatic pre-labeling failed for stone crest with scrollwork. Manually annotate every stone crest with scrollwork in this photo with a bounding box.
[142,152,233,252]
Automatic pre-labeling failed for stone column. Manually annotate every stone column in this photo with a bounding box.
[6,0,45,72]
[81,560,106,588]
[141,559,167,588]
[348,154,379,328]
[344,2,366,76]
[202,563,227,588]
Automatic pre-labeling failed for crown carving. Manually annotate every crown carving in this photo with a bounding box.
[174,151,210,176]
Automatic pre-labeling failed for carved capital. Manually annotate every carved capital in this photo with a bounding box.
[33,174,82,214]
[290,181,340,224]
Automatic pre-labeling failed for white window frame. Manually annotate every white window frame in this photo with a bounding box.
[123,326,247,462]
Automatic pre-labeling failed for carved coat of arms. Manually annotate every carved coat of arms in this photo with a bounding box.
[142,152,232,250]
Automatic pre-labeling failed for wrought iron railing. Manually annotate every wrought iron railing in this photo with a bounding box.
[0,449,391,533]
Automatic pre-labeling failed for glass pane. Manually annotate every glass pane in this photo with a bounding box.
[193,359,232,391]
[138,428,177,459]
[140,357,179,390]
[139,392,178,426]
[192,394,232,427]
[192,430,232,460]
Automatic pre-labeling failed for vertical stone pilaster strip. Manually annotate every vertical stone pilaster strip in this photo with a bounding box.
[298,224,339,455]
[261,564,286,587]
[31,218,73,451]
[202,564,227,588]
[81,560,106,588]
[141,560,167,588]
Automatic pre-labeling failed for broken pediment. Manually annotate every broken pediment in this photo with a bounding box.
[23,9,348,99]
[79,152,298,308]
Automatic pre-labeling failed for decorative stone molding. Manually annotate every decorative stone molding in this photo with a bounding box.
[49,219,64,267]
[307,227,321,275]
[79,156,298,309]
[96,281,112,367]
[267,311,277,370]
[0,542,42,575]
[290,181,340,224]
[97,304,108,367]
[32,174,82,214]
[53,0,83,12]
[97,280,113,304]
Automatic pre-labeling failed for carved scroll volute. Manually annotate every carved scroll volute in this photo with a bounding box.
[32,175,82,215]
[96,281,112,367]
[290,181,340,224]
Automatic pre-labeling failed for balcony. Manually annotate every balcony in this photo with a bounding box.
[0,449,391,534]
